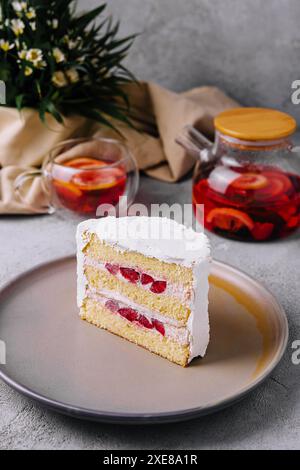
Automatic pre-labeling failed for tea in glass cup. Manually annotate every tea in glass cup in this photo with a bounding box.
[15,137,139,215]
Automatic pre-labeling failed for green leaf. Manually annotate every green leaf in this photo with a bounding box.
[73,106,124,136]
[15,94,25,111]
[71,4,107,31]
[45,101,64,124]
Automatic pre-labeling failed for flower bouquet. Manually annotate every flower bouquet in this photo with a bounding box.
[0,0,136,167]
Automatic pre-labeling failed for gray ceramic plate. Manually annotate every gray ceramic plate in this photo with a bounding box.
[0,257,288,424]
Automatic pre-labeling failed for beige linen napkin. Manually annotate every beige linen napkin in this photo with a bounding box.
[0,81,237,214]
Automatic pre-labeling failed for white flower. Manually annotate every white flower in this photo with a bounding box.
[18,49,27,59]
[53,47,65,63]
[63,35,78,50]
[26,7,36,20]
[66,68,79,84]
[12,1,27,13]
[0,39,15,52]
[47,19,59,29]
[24,66,33,76]
[26,48,46,68]
[26,48,42,63]
[11,18,25,36]
[30,21,36,31]
[52,71,67,88]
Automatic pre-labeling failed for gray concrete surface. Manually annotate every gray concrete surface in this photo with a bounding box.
[1,0,300,449]
[80,0,300,121]
[0,175,299,450]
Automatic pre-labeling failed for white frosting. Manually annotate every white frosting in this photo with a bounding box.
[187,258,210,361]
[76,216,211,362]
[77,216,210,266]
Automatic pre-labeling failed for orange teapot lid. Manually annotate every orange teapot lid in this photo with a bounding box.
[214,107,297,141]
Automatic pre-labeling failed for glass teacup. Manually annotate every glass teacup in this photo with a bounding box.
[15,137,139,215]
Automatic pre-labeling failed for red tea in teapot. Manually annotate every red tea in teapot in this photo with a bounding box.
[176,108,300,242]
[193,163,300,241]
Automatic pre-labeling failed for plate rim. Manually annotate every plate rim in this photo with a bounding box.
[0,256,289,424]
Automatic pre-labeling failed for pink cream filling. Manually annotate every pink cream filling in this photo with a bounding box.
[105,298,166,335]
[84,257,193,306]
[87,290,190,345]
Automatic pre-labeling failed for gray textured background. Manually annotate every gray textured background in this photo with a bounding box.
[1,0,300,450]
[80,0,300,120]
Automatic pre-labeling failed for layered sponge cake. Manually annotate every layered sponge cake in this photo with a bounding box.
[76,216,211,366]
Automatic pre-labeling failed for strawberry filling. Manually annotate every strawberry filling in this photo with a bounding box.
[104,299,119,312]
[120,267,140,283]
[104,263,167,294]
[150,281,167,294]
[118,307,139,322]
[138,314,153,329]
[141,273,154,285]
[105,263,119,275]
[152,319,165,336]
[104,298,165,336]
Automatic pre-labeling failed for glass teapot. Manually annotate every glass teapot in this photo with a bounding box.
[177,108,300,241]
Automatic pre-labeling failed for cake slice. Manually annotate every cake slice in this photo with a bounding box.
[76,216,211,366]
